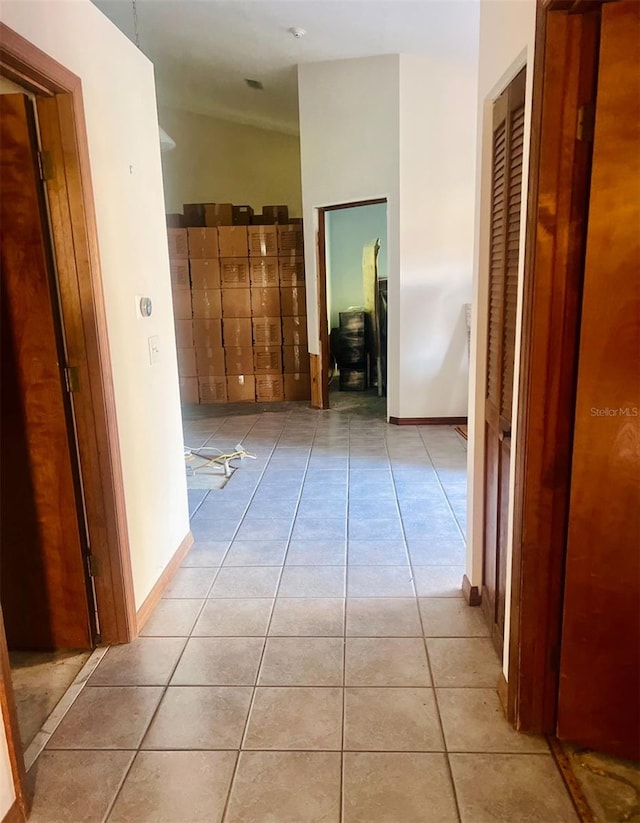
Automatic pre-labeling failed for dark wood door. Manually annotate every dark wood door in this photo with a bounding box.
[483,69,526,652]
[0,93,92,650]
[557,0,640,761]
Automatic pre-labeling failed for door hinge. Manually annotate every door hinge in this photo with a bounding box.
[86,554,100,577]
[577,103,595,143]
[37,150,54,181]
[64,365,80,393]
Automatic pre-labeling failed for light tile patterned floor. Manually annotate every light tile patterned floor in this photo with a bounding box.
[29,406,579,822]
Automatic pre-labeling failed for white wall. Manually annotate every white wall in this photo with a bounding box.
[298,45,480,420]
[298,55,401,415]
[0,0,190,616]
[326,203,388,329]
[159,106,302,217]
[466,0,537,678]
[398,53,478,418]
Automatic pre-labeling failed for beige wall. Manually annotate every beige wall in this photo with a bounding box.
[159,106,302,217]
[466,0,537,678]
[0,0,190,610]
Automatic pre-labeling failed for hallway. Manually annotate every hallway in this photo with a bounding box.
[25,406,577,822]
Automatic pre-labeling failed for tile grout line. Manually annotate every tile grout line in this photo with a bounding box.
[386,423,464,823]
[220,409,317,822]
[339,411,354,823]
[417,428,468,544]
[104,412,286,822]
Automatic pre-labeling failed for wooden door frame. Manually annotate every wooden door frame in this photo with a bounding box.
[312,198,388,410]
[1,22,138,818]
[505,0,603,732]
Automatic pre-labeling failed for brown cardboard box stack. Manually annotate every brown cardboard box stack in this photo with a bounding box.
[169,206,310,404]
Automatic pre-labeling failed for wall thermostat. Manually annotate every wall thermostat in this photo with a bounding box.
[139,297,153,317]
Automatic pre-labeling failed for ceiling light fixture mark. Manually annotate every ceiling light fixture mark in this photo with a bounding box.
[245,78,264,91]
[288,27,307,39]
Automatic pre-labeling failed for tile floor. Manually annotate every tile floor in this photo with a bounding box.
[27,406,579,822]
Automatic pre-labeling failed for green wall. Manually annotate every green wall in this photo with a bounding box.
[326,203,387,330]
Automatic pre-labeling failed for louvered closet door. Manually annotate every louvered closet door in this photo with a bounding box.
[483,68,526,652]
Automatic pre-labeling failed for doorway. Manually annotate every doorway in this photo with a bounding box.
[507,0,639,762]
[315,199,388,414]
[0,24,137,820]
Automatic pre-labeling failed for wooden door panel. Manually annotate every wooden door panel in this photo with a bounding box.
[558,0,640,760]
[483,68,526,648]
[0,93,91,650]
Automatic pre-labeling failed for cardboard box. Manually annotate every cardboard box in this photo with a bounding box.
[199,377,228,404]
[278,255,305,287]
[205,203,234,227]
[196,347,225,376]
[277,224,304,255]
[218,226,249,258]
[251,287,281,318]
[282,316,308,346]
[170,258,190,290]
[220,258,250,289]
[187,228,219,259]
[284,373,311,401]
[222,288,251,318]
[177,348,197,377]
[252,317,282,346]
[225,347,254,376]
[168,228,188,259]
[233,205,254,225]
[190,259,220,290]
[183,203,233,227]
[183,203,205,227]
[179,377,199,404]
[262,205,289,224]
[256,373,284,402]
[227,374,256,403]
[288,217,303,225]
[251,214,269,226]
[250,257,279,287]
[175,319,194,349]
[248,226,278,257]
[253,346,282,374]
[192,288,222,319]
[172,288,192,320]
[166,213,184,228]
[283,345,310,374]
[280,286,306,317]
[193,319,223,350]
[223,317,252,348]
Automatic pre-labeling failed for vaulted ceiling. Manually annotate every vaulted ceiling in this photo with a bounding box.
[93,0,479,134]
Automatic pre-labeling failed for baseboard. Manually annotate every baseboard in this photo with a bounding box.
[2,799,26,823]
[462,574,482,606]
[389,416,468,426]
[136,531,194,633]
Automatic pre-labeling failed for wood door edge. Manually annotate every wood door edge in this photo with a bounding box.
[508,2,601,733]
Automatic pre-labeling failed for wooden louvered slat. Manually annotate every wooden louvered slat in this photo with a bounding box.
[487,119,507,405]
[500,103,526,419]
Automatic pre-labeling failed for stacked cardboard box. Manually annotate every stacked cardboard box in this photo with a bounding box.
[170,214,309,404]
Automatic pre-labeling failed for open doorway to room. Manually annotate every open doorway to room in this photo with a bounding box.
[0,26,137,818]
[316,199,388,416]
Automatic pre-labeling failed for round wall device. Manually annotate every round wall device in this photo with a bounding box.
[139,296,153,317]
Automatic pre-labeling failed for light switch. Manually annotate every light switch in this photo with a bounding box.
[148,335,160,365]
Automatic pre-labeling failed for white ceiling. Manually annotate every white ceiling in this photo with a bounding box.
[92,0,479,134]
